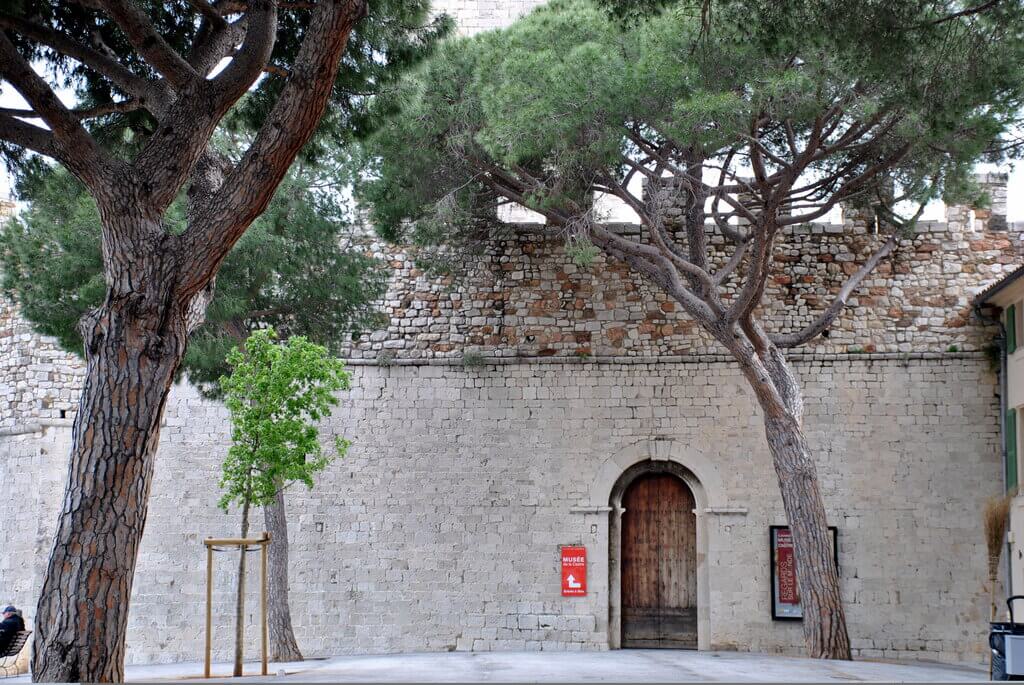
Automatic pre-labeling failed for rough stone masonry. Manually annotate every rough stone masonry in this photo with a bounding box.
[0,0,1020,668]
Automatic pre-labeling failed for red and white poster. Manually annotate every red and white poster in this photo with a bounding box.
[561,546,587,597]
[770,526,838,620]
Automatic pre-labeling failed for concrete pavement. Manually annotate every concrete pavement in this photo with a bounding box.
[8,650,989,682]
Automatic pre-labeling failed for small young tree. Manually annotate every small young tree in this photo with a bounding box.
[218,328,350,677]
[362,0,1024,658]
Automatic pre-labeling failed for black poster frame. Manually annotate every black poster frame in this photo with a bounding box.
[769,525,839,621]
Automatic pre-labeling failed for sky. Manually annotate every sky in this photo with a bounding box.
[4,84,1024,224]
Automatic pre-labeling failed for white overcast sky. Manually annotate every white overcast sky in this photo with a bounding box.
[4,83,1024,223]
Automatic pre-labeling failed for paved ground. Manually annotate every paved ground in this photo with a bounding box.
[9,650,988,682]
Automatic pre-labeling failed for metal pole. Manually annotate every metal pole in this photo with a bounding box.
[261,540,269,676]
[205,544,213,679]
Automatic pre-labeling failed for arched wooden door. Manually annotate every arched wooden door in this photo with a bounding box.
[621,473,697,648]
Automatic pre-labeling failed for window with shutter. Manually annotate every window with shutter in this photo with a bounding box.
[1009,305,1018,354]
[1008,408,1018,492]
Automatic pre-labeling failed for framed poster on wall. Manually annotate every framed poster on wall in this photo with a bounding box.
[769,525,838,621]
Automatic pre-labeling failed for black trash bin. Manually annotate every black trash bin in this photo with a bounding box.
[991,596,1024,680]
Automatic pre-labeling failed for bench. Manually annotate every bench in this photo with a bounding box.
[0,631,30,678]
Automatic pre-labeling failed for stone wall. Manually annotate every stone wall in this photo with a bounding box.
[343,176,1019,361]
[0,0,1015,671]
[0,292,82,431]
[0,354,1001,664]
[5,182,1015,425]
[0,171,1016,668]
[431,0,546,35]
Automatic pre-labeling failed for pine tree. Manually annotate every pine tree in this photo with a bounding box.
[361,0,1024,659]
[0,145,383,663]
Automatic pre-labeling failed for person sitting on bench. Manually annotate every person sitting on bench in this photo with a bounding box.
[0,607,24,654]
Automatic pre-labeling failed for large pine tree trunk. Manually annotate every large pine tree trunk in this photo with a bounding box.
[764,413,850,658]
[264,491,303,662]
[31,249,195,681]
[735,342,851,660]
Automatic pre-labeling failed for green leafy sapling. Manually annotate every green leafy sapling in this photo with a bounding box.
[218,328,350,676]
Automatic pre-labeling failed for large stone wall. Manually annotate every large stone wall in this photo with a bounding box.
[343,177,1018,361]
[0,354,1002,664]
[0,172,1016,668]
[5,183,1016,426]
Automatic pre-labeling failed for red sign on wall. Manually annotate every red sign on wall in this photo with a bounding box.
[770,525,838,620]
[561,546,587,596]
[775,529,799,605]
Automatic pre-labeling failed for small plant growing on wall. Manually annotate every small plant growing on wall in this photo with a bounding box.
[462,351,486,368]
[219,328,350,676]
[985,340,1002,373]
[566,235,600,268]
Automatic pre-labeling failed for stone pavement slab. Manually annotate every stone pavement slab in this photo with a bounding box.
[228,651,987,683]
[8,650,987,682]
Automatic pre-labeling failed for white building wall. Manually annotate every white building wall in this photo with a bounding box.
[983,278,1024,600]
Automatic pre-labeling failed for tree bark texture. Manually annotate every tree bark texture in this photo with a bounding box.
[264,491,303,662]
[737,345,851,659]
[18,3,367,679]
[31,225,195,682]
[764,414,851,658]
[234,501,251,678]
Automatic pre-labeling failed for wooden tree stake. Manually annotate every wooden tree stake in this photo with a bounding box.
[261,542,268,676]
[203,533,272,679]
[205,545,213,679]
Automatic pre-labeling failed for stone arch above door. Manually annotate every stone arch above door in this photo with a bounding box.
[587,439,747,652]
[606,457,713,650]
[584,438,731,513]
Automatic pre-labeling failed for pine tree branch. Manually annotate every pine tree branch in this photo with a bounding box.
[0,100,142,120]
[0,33,111,186]
[127,1,274,213]
[218,0,316,13]
[129,95,231,213]
[0,13,165,109]
[189,15,250,77]
[186,0,228,27]
[597,168,718,300]
[262,64,290,78]
[96,0,200,90]
[779,143,912,226]
[771,236,897,348]
[724,221,775,324]
[179,0,369,297]
[209,0,277,105]
[0,113,59,159]
[920,0,1002,27]
[589,222,720,329]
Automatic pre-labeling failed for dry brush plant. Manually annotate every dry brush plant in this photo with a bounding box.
[985,491,1015,620]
